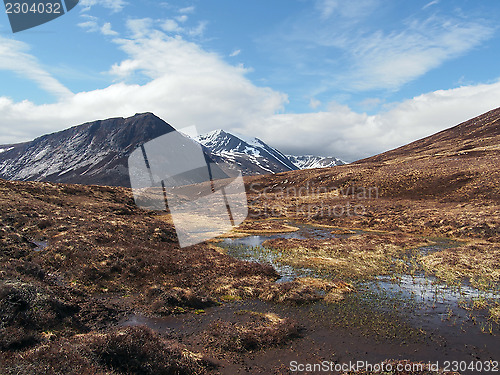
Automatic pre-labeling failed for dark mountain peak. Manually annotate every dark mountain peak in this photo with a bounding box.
[133,111,157,118]
[0,113,177,187]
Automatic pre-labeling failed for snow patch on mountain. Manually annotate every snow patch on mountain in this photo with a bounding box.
[287,155,346,169]
[196,130,298,175]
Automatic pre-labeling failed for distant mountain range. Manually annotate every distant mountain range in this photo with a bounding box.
[0,113,344,187]
[195,129,345,174]
[286,154,346,169]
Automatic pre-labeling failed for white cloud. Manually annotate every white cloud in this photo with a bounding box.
[240,80,500,161]
[316,0,338,19]
[0,36,73,100]
[79,15,119,36]
[0,28,287,145]
[423,0,440,10]
[162,19,182,33]
[229,49,241,57]
[265,6,495,94]
[78,20,99,32]
[179,6,195,14]
[315,0,379,20]
[344,17,495,91]
[101,22,119,36]
[79,0,127,13]
[126,18,154,38]
[188,21,207,37]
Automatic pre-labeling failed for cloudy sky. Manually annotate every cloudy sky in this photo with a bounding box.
[1,0,499,161]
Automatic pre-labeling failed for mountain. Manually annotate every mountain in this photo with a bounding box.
[286,154,346,169]
[0,114,346,187]
[196,129,299,175]
[357,106,500,164]
[248,106,500,203]
[0,113,177,187]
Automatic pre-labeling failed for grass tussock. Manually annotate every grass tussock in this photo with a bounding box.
[420,243,500,290]
[296,277,355,303]
[490,306,500,323]
[0,279,78,351]
[212,275,321,304]
[204,310,302,352]
[145,286,216,316]
[0,326,214,375]
[233,219,299,234]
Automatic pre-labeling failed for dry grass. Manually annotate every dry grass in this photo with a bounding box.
[233,219,299,234]
[211,275,322,304]
[490,306,500,323]
[296,277,355,302]
[263,233,429,280]
[0,326,214,375]
[420,242,500,290]
[204,310,302,352]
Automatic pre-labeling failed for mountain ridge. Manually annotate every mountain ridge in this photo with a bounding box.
[247,105,500,203]
[0,112,176,187]
[196,129,299,175]
[0,113,345,187]
[196,129,345,174]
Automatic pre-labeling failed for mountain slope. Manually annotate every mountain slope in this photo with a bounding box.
[196,129,299,175]
[0,113,176,187]
[357,106,500,164]
[247,106,500,203]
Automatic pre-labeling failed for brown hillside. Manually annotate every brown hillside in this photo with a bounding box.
[359,106,500,163]
[247,106,500,203]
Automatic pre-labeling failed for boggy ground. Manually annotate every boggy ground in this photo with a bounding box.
[0,179,478,374]
[244,115,500,305]
[262,233,431,280]
[0,178,332,374]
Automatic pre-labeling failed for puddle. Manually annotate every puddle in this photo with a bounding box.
[219,223,500,337]
[32,240,48,251]
[121,314,183,334]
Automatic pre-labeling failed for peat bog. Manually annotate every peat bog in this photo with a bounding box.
[1,107,500,374]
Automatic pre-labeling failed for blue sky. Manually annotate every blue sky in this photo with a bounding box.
[1,0,500,161]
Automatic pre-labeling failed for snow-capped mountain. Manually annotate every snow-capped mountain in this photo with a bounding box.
[0,115,346,187]
[0,113,179,187]
[196,129,347,175]
[196,129,299,175]
[286,155,346,169]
